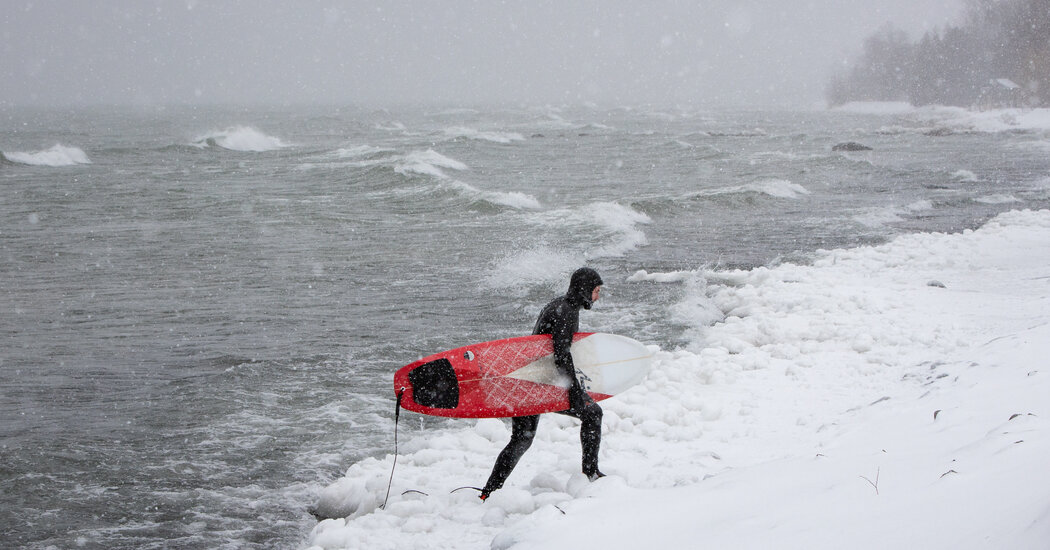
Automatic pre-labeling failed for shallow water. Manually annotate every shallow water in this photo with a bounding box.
[2,104,1048,548]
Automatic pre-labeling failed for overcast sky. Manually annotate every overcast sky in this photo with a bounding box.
[1,0,965,107]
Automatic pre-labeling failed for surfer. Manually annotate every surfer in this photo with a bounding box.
[480,267,606,500]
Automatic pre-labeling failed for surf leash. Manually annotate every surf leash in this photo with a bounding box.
[450,486,489,501]
[380,387,405,510]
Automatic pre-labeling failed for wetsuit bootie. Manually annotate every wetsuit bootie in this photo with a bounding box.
[586,470,606,482]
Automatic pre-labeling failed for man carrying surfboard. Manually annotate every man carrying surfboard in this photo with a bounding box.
[479,267,606,500]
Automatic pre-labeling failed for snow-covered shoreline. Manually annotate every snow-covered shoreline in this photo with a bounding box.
[308,210,1050,549]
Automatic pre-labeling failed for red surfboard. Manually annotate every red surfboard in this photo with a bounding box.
[393,333,653,418]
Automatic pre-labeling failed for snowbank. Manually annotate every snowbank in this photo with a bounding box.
[833,101,917,115]
[308,210,1050,550]
[833,101,1050,133]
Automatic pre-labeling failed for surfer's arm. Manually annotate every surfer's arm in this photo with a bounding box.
[551,319,582,392]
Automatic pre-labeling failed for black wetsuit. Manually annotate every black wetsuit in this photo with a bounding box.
[482,268,604,496]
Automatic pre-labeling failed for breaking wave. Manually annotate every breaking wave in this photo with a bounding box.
[951,169,979,182]
[692,179,811,200]
[444,127,525,144]
[1,144,91,166]
[333,145,395,158]
[330,147,537,210]
[486,202,652,290]
[193,126,288,152]
[445,180,541,210]
[852,200,934,228]
[974,194,1022,205]
[394,149,469,178]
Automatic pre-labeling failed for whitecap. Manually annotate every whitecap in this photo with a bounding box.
[375,121,406,132]
[951,169,978,182]
[394,149,468,178]
[332,145,394,158]
[906,200,933,212]
[583,202,652,258]
[851,201,933,229]
[426,108,480,117]
[626,269,695,283]
[444,127,525,144]
[446,180,541,210]
[193,126,288,152]
[2,144,91,166]
[852,206,904,228]
[484,202,651,291]
[974,194,1022,204]
[700,179,810,200]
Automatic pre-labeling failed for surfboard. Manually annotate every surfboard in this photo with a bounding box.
[393,333,653,418]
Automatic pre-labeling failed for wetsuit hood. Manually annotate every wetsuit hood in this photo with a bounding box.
[567,267,603,310]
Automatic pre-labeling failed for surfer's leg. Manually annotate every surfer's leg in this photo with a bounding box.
[482,414,540,497]
[564,390,604,478]
[578,401,603,478]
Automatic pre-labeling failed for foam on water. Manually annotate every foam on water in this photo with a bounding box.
[2,144,91,166]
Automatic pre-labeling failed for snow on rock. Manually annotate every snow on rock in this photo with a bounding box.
[307,209,1050,550]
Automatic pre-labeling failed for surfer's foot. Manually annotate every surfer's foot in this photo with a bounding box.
[585,470,606,482]
[479,487,494,501]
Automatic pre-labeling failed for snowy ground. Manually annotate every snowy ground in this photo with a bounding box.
[307,209,1050,550]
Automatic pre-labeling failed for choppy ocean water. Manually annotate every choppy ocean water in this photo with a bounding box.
[2,103,1049,549]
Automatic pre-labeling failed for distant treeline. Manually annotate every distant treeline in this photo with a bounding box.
[827,0,1050,108]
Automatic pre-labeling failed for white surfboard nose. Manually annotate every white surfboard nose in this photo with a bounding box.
[505,333,653,395]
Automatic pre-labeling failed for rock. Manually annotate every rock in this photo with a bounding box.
[832,141,873,151]
[924,127,954,137]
